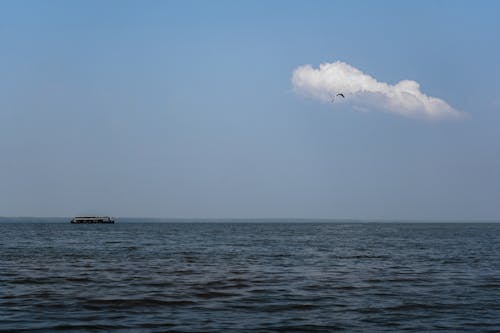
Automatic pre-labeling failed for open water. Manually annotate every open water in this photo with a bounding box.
[1,222,500,332]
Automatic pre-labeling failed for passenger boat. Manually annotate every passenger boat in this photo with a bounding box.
[70,216,115,224]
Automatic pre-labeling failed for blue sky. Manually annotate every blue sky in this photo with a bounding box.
[1,1,499,219]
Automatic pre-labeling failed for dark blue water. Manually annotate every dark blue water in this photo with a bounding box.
[1,222,500,332]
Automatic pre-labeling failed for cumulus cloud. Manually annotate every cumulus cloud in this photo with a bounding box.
[292,61,463,120]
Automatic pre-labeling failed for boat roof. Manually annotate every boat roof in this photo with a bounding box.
[73,216,112,219]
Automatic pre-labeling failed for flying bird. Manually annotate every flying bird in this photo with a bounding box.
[329,92,345,103]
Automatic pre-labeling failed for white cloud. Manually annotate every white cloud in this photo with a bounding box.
[292,61,463,120]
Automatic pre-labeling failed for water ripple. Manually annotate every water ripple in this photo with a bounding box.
[1,222,500,332]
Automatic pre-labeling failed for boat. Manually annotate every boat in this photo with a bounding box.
[70,216,115,224]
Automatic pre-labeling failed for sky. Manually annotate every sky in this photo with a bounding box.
[1,0,499,220]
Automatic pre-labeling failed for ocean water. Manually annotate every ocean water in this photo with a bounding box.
[1,222,500,332]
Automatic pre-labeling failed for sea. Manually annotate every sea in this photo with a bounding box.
[1,221,500,332]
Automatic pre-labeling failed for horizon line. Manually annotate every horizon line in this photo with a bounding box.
[0,216,499,223]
